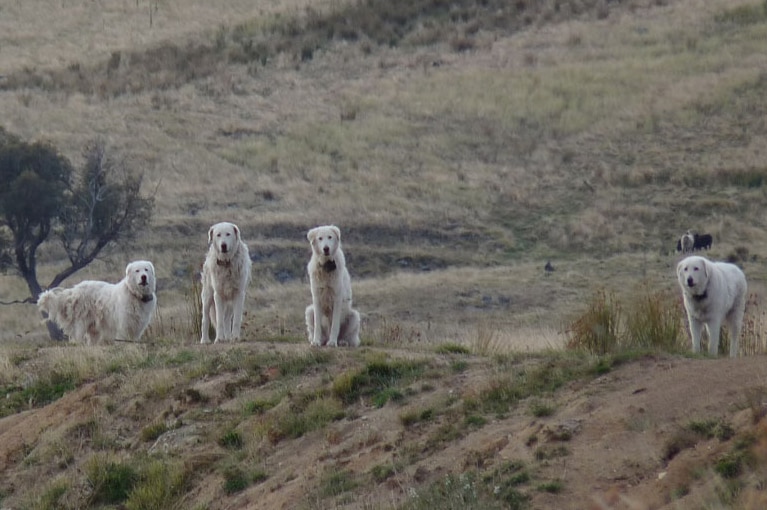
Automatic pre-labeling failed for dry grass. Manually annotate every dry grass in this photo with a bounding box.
[0,1,767,356]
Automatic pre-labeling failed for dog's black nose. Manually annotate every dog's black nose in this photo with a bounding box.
[323,246,330,255]
[221,244,228,253]
[687,277,694,287]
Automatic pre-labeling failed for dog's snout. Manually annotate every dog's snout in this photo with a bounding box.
[141,274,147,284]
[221,243,228,253]
[323,246,330,255]
[687,276,694,287]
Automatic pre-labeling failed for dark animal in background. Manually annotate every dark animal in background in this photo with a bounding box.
[544,261,555,276]
[694,233,713,251]
[676,232,714,253]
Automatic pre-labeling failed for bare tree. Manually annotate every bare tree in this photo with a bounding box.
[0,129,154,339]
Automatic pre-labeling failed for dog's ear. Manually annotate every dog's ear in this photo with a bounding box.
[232,224,240,241]
[208,226,215,244]
[330,225,341,241]
[126,263,133,277]
[676,259,685,279]
[702,258,709,278]
[307,228,317,244]
[147,262,155,276]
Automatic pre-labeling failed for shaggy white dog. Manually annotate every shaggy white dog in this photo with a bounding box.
[677,255,747,357]
[200,221,251,344]
[37,260,157,344]
[305,225,360,347]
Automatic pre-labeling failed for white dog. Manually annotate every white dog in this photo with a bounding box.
[677,255,747,357]
[200,222,251,344]
[305,225,360,347]
[37,260,157,344]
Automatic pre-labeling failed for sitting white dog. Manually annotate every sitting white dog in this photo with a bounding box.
[37,260,157,344]
[305,225,360,347]
[200,221,251,344]
[677,255,747,357]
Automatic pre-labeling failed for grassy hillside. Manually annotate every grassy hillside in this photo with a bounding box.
[2,0,767,507]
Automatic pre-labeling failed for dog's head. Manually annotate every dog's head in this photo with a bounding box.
[208,222,241,258]
[126,260,156,295]
[307,225,341,260]
[677,256,709,295]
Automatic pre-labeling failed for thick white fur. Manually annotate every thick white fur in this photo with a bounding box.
[305,225,360,347]
[677,255,747,357]
[37,260,157,344]
[200,222,251,343]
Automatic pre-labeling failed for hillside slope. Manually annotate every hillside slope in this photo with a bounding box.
[2,342,767,509]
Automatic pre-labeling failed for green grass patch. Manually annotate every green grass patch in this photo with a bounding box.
[218,429,244,450]
[0,370,78,417]
[537,479,564,493]
[400,472,506,510]
[688,419,735,441]
[86,456,138,505]
[125,459,188,510]
[435,343,471,355]
[370,464,395,483]
[332,359,426,405]
[262,395,345,444]
[140,422,169,442]
[320,469,358,498]
[243,396,280,415]
[399,407,435,427]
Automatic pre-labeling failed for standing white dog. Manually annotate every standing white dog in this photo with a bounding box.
[200,222,251,344]
[677,255,747,357]
[305,225,360,347]
[37,260,157,344]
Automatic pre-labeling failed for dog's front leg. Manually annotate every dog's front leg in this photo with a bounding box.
[706,318,722,356]
[213,293,228,342]
[310,284,323,347]
[231,289,246,340]
[200,287,213,344]
[327,296,343,347]
[689,318,703,353]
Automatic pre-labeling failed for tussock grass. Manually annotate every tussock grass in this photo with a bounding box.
[256,394,345,444]
[85,455,138,505]
[124,459,188,510]
[566,286,688,355]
